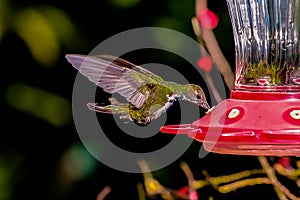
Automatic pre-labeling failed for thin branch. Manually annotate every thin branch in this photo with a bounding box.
[179,163,209,191]
[258,156,300,200]
[274,163,300,180]
[204,169,265,186]
[191,18,223,103]
[137,182,146,200]
[180,162,195,183]
[96,186,111,200]
[195,0,235,90]
[204,73,223,103]
[218,177,271,193]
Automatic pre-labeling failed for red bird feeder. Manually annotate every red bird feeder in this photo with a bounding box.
[160,0,300,156]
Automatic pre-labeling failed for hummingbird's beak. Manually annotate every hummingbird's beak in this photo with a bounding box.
[201,101,211,110]
[189,99,210,110]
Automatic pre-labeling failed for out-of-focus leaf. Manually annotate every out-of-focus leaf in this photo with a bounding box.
[152,17,187,52]
[0,156,22,200]
[108,0,141,8]
[58,143,98,190]
[0,164,11,200]
[12,8,60,67]
[167,0,194,20]
[5,82,71,126]
[154,17,186,33]
[37,6,83,49]
[0,0,9,40]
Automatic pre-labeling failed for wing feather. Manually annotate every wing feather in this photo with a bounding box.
[95,55,164,83]
[66,54,160,109]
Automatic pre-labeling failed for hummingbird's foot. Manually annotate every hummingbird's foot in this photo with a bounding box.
[141,117,151,125]
[131,116,151,126]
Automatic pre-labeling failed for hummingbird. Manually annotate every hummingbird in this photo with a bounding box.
[66,54,210,125]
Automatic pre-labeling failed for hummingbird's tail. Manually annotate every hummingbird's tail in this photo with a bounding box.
[87,102,129,115]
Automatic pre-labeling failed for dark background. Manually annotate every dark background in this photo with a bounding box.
[0,0,283,199]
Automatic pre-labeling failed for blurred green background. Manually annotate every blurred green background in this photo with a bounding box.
[0,0,278,199]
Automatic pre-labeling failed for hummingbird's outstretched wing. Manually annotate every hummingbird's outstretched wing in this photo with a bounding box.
[95,55,164,83]
[66,54,163,109]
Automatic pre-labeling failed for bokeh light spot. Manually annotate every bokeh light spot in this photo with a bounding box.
[38,6,81,49]
[108,0,141,9]
[153,18,187,52]
[0,0,9,41]
[5,83,71,126]
[12,8,59,67]
[59,143,98,185]
[197,56,213,72]
[197,8,219,30]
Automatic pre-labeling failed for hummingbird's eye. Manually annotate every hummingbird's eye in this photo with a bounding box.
[196,93,201,99]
